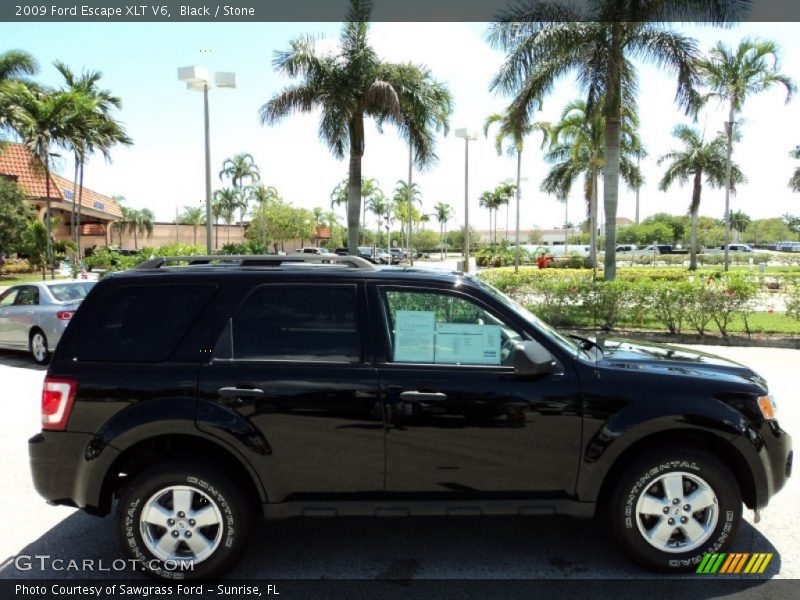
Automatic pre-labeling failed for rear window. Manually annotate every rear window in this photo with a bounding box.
[215,285,360,362]
[78,284,216,362]
[49,282,95,302]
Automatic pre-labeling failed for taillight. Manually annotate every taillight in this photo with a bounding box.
[42,377,77,431]
[56,310,75,321]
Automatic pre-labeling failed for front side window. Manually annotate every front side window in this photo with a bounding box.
[218,285,360,363]
[0,288,18,307]
[380,289,522,366]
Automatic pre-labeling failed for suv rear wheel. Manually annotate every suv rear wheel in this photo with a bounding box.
[118,461,254,579]
[607,447,741,572]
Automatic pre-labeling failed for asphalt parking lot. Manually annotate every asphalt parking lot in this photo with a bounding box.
[0,345,797,583]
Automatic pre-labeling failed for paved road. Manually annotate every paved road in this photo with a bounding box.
[0,346,796,582]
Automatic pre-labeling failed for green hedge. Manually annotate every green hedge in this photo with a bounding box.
[478,268,800,336]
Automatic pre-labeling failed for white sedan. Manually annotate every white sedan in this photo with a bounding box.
[0,280,95,364]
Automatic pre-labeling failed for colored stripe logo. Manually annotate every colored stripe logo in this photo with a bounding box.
[696,553,773,574]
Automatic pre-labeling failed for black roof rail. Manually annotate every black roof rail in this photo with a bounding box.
[134,254,378,271]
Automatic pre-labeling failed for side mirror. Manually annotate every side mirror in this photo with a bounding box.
[514,341,558,377]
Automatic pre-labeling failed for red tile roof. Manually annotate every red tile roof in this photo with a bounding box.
[0,142,63,199]
[0,142,122,219]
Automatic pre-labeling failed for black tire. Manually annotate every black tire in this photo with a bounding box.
[607,447,741,572]
[29,328,50,365]
[118,460,254,580]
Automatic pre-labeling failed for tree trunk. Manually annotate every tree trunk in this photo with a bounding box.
[722,101,736,272]
[70,158,79,248]
[134,229,138,250]
[193,225,197,245]
[602,24,623,282]
[689,170,702,271]
[408,142,414,267]
[44,163,54,279]
[514,150,522,272]
[77,160,85,261]
[346,116,364,255]
[589,171,598,270]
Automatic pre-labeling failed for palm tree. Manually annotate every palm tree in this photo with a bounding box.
[433,201,454,259]
[484,105,549,270]
[54,61,132,259]
[213,188,239,246]
[657,125,743,270]
[128,208,154,250]
[367,190,390,249]
[729,210,751,241]
[219,153,261,238]
[1,83,82,278]
[393,180,421,255]
[790,146,800,193]
[0,50,38,133]
[488,0,745,280]
[179,205,206,245]
[696,38,796,270]
[260,0,452,255]
[541,99,643,268]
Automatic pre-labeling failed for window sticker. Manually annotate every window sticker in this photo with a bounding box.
[394,310,436,362]
[434,323,502,365]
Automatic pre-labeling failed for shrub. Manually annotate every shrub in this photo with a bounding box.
[648,281,692,334]
[0,257,33,274]
[785,283,800,321]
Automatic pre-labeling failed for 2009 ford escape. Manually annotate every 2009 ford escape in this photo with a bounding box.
[29,254,792,579]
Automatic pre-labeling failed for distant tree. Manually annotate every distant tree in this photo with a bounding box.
[178,205,206,245]
[219,153,260,237]
[783,214,800,240]
[729,210,751,240]
[789,146,800,193]
[20,220,48,279]
[433,201,454,259]
[0,178,33,253]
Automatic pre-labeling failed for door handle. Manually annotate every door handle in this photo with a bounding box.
[400,391,447,403]
[218,387,265,399]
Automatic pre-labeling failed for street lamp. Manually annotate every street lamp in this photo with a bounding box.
[178,66,236,253]
[455,128,478,272]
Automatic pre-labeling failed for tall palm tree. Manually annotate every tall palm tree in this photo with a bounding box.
[484,104,549,269]
[657,125,743,270]
[695,38,795,270]
[129,208,154,250]
[54,61,132,258]
[541,99,643,268]
[790,145,800,193]
[479,190,499,244]
[179,205,206,245]
[219,153,261,238]
[393,180,421,255]
[367,189,390,249]
[488,0,745,280]
[213,188,239,246]
[729,210,751,241]
[0,50,38,134]
[1,83,82,278]
[260,0,452,255]
[433,201,454,260]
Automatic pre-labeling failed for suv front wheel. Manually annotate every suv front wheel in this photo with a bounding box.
[118,460,253,579]
[607,447,741,572]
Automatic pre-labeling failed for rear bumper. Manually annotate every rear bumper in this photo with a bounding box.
[29,430,119,514]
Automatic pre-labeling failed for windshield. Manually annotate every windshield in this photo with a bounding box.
[467,275,581,357]
[48,282,95,302]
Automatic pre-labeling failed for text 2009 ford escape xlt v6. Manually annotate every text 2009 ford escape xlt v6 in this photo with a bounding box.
[29,254,792,579]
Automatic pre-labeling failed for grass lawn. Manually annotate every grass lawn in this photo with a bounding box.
[0,273,70,285]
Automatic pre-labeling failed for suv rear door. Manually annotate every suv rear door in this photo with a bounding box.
[368,283,582,497]
[196,281,384,501]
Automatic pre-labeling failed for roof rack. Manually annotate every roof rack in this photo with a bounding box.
[135,254,378,271]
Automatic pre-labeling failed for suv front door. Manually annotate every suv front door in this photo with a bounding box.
[370,284,582,497]
[197,282,384,502]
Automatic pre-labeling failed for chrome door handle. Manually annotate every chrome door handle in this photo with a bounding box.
[400,391,447,403]
[218,387,265,398]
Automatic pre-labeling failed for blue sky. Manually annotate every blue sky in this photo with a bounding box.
[2,21,799,232]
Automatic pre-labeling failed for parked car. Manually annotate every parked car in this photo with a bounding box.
[0,280,95,363]
[300,247,332,255]
[704,244,754,254]
[333,247,378,263]
[358,246,393,264]
[637,244,689,255]
[29,254,791,579]
[389,248,407,262]
[616,244,638,253]
[776,241,800,253]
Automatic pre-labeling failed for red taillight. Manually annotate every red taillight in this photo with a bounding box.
[42,377,77,431]
[56,310,75,321]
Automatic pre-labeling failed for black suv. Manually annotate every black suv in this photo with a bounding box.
[29,254,792,579]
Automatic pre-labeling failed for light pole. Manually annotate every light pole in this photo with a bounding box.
[178,66,236,254]
[455,128,478,272]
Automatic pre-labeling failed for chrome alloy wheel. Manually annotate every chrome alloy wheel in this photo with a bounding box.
[31,332,47,362]
[139,485,224,564]
[634,471,719,553]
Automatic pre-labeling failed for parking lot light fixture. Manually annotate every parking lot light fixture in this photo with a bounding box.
[455,128,478,272]
[178,66,237,253]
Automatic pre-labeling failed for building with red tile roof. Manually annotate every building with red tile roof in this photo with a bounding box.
[0,142,122,251]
